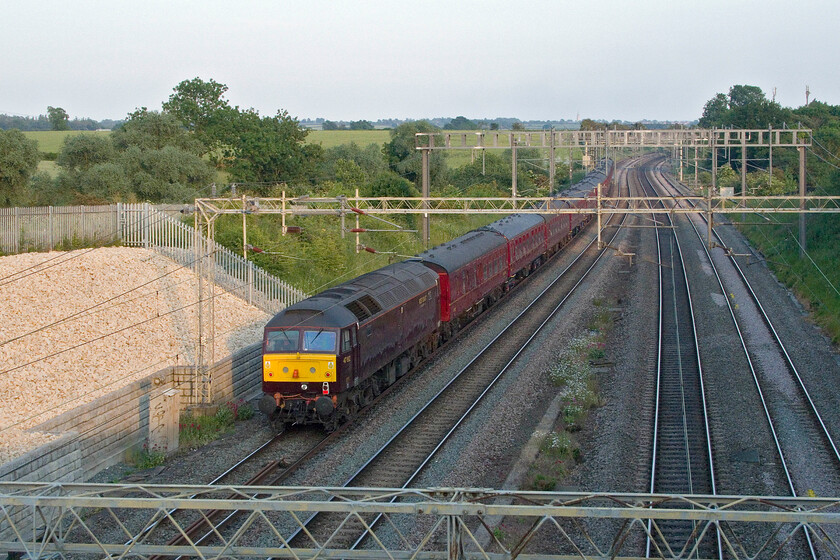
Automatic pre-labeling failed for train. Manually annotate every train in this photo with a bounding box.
[258,161,613,432]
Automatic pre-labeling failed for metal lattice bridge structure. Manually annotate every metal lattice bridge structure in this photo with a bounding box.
[2,484,840,559]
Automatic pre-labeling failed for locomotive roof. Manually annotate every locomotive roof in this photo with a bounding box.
[266,260,438,329]
[481,213,545,239]
[413,229,505,273]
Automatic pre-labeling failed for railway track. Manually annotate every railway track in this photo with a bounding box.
[635,161,719,559]
[648,163,840,558]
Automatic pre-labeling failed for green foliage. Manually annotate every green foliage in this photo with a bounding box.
[162,77,230,145]
[224,109,322,190]
[178,400,250,449]
[132,443,166,469]
[383,120,447,187]
[444,116,478,130]
[112,108,204,153]
[364,172,418,197]
[317,142,388,185]
[698,85,791,129]
[47,106,70,131]
[0,129,40,206]
[57,133,115,171]
[349,120,374,130]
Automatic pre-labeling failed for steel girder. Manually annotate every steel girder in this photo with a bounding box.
[1,484,839,559]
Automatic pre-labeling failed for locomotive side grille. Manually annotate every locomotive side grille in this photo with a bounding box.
[344,300,371,321]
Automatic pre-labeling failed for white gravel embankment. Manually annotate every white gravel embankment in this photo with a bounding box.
[0,247,270,464]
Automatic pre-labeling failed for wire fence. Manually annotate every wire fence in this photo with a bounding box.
[0,203,307,313]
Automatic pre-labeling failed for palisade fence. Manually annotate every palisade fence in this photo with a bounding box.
[0,203,308,313]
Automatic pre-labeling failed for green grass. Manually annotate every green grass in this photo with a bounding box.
[305,130,390,148]
[22,130,110,155]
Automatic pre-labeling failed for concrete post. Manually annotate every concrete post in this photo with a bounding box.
[421,149,430,245]
[148,387,180,456]
[799,146,807,257]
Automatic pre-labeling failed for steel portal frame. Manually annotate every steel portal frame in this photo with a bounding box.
[1,484,839,559]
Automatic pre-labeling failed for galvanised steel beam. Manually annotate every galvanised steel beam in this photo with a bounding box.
[195,194,840,216]
[1,484,839,559]
[414,129,812,150]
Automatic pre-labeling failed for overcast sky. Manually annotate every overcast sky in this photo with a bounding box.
[2,0,837,123]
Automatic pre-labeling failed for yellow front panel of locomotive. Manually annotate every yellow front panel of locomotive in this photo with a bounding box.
[263,353,337,382]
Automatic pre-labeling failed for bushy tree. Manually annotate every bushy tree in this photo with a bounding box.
[318,142,388,183]
[112,108,203,153]
[47,106,70,131]
[444,116,478,130]
[119,145,213,202]
[225,109,322,191]
[0,129,40,206]
[364,172,419,197]
[162,77,230,141]
[57,134,115,171]
[383,120,447,187]
[349,120,374,130]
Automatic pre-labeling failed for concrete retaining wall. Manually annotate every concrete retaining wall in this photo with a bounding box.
[0,342,263,484]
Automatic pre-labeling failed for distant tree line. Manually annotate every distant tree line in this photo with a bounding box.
[0,112,122,131]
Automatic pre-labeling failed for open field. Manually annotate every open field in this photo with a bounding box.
[22,130,110,154]
[305,129,390,148]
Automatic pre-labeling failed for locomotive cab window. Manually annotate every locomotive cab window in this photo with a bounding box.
[265,329,299,353]
[303,330,337,353]
[341,329,352,353]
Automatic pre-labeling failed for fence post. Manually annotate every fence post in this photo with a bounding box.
[143,203,150,249]
[48,206,53,252]
[14,207,19,254]
[248,261,254,306]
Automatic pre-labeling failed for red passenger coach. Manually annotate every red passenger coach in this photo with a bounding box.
[482,214,548,278]
[414,230,507,333]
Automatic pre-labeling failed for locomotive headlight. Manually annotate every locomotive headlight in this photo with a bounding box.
[310,367,316,374]
[283,367,289,373]
[301,383,308,391]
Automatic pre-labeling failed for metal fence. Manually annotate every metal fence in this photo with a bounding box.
[0,203,307,313]
[0,205,121,253]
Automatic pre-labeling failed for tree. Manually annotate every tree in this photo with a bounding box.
[47,106,70,131]
[349,120,374,130]
[162,77,231,151]
[0,129,40,205]
[225,109,322,191]
[363,172,419,197]
[699,93,729,128]
[444,116,478,130]
[511,122,526,131]
[322,120,343,130]
[579,119,605,131]
[57,134,115,171]
[112,109,203,153]
[119,145,213,202]
[383,120,446,186]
